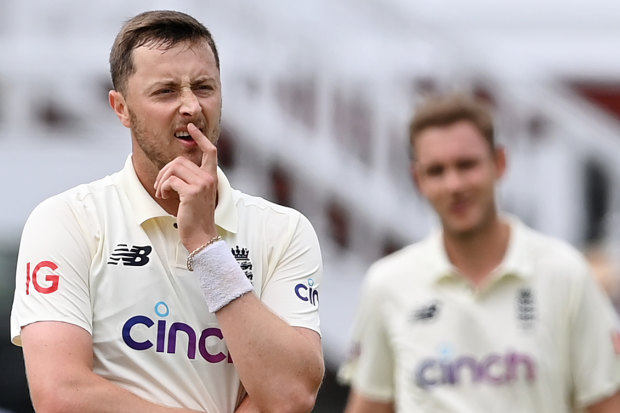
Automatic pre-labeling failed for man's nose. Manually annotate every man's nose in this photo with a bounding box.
[179,89,200,116]
[444,169,464,191]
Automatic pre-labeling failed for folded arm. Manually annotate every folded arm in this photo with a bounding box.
[21,321,203,413]
[217,295,324,413]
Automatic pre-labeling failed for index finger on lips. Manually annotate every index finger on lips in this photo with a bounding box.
[187,123,217,173]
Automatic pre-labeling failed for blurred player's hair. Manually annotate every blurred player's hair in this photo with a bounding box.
[408,94,495,159]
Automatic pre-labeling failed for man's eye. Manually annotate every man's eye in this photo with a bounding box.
[426,166,443,176]
[194,85,213,92]
[156,89,174,95]
[459,160,477,170]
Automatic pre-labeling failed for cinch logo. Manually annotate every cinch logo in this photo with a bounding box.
[294,278,319,306]
[108,244,152,266]
[122,301,232,364]
[26,261,60,295]
[415,350,537,388]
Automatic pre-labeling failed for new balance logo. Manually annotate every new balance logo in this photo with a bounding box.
[411,300,441,322]
[108,244,152,266]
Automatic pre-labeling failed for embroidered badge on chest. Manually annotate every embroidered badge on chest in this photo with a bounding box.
[231,245,253,282]
[517,287,535,330]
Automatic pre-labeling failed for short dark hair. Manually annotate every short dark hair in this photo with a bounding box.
[109,10,220,94]
[409,94,495,158]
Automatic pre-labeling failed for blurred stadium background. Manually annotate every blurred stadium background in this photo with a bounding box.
[1,1,620,411]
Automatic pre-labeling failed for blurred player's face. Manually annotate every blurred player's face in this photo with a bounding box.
[412,121,505,238]
[110,40,222,174]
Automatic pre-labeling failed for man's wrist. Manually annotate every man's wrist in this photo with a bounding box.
[191,240,254,312]
[187,235,222,271]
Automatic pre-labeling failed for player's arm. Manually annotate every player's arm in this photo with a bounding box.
[156,123,323,412]
[224,326,323,413]
[21,321,203,413]
[587,391,620,413]
[216,296,324,412]
[566,253,620,413]
[338,262,396,413]
[215,213,324,413]
[344,390,394,413]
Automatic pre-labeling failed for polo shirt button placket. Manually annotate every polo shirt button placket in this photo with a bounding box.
[171,221,188,270]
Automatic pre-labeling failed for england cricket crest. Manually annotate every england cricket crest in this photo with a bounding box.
[232,245,253,283]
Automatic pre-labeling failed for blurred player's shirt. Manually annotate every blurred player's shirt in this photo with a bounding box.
[339,217,620,412]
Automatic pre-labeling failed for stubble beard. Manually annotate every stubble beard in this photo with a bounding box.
[129,109,221,171]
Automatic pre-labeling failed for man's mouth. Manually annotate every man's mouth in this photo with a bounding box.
[449,198,469,214]
[175,131,193,141]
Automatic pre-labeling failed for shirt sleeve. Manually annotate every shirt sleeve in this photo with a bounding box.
[259,212,323,335]
[10,193,94,345]
[337,264,395,402]
[569,257,620,408]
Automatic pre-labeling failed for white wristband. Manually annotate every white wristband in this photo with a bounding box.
[191,240,254,313]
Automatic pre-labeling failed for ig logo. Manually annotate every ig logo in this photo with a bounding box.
[294,278,319,306]
[26,261,60,295]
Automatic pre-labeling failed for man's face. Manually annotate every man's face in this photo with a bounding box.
[113,40,222,174]
[412,120,505,238]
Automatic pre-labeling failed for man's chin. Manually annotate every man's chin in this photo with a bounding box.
[443,217,479,238]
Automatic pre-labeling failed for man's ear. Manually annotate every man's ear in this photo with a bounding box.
[494,146,507,180]
[109,90,131,128]
[411,161,421,191]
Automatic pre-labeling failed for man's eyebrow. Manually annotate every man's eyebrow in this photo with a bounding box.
[147,77,218,90]
[192,76,217,84]
[424,162,443,171]
[150,80,178,89]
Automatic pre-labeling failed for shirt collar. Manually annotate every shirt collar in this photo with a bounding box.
[497,216,534,279]
[118,155,238,233]
[427,215,533,283]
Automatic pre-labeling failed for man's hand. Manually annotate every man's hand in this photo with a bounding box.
[154,122,219,251]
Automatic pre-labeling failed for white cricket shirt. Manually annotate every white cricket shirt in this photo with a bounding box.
[339,218,620,412]
[11,156,323,413]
